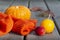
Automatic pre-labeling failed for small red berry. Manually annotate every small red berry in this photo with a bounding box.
[35,26,45,36]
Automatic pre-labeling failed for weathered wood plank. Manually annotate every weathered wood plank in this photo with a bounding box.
[0,0,25,40]
[26,27,59,40]
[26,11,59,40]
[0,32,24,40]
[12,0,28,6]
[26,1,60,40]
[0,0,14,12]
[0,0,60,40]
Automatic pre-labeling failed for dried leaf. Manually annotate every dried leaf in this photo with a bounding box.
[30,7,43,12]
[36,10,55,18]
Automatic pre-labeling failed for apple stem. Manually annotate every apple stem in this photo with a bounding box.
[48,14,51,19]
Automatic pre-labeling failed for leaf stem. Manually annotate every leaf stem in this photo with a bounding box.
[28,0,31,8]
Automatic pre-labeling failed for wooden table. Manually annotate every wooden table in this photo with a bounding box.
[0,0,60,40]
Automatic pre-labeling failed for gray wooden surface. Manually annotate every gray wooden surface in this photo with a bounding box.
[0,0,60,40]
[0,32,23,40]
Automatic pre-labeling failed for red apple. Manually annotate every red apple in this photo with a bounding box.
[35,26,45,36]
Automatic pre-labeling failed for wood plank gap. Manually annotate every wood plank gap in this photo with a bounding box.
[28,0,31,8]
[52,17,60,35]
[23,36,27,40]
[43,0,60,35]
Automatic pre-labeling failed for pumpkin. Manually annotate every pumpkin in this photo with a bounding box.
[0,13,13,36]
[20,27,30,36]
[12,19,36,36]
[5,6,31,20]
[12,19,24,33]
[28,19,37,30]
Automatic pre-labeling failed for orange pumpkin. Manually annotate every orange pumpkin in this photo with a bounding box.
[20,27,30,36]
[12,19,24,33]
[0,13,13,36]
[12,19,37,36]
[5,6,31,20]
[28,19,37,30]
